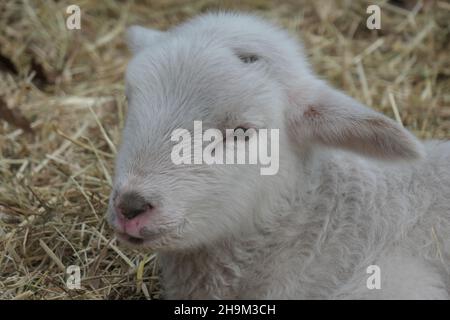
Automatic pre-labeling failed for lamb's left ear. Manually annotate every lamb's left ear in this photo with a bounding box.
[287,81,424,160]
[126,25,164,53]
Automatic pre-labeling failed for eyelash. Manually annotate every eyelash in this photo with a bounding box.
[237,54,259,64]
[234,126,248,132]
[221,127,252,142]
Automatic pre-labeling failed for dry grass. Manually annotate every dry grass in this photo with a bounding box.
[0,0,449,300]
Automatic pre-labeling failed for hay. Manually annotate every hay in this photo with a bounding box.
[0,0,449,299]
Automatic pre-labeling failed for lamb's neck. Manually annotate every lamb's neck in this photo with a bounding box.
[157,230,266,299]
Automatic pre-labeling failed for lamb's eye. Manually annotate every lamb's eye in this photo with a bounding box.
[238,54,259,64]
[223,127,249,142]
[234,127,248,133]
[233,127,250,141]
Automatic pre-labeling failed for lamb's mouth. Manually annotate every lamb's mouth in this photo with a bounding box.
[115,230,163,247]
[114,222,185,248]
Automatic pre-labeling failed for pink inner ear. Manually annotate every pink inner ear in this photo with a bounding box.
[303,105,321,118]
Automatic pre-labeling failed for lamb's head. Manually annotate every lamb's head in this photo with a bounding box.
[107,13,424,250]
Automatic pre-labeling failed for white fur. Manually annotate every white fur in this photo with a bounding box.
[107,12,450,299]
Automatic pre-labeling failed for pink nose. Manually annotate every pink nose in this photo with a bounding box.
[114,191,154,238]
[116,210,151,238]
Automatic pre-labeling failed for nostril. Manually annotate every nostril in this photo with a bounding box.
[119,204,152,220]
[116,191,153,220]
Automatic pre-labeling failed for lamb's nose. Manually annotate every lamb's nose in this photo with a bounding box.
[116,191,153,220]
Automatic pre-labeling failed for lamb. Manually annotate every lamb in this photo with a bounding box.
[106,12,450,299]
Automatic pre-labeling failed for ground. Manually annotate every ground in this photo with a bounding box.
[0,0,449,299]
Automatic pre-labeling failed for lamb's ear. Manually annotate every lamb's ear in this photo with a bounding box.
[287,82,424,160]
[126,26,164,53]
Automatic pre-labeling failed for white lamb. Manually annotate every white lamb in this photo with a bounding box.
[106,12,450,299]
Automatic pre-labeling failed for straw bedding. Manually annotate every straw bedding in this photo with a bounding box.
[0,0,449,299]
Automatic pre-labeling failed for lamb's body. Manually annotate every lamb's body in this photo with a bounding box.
[160,141,450,299]
[109,12,450,300]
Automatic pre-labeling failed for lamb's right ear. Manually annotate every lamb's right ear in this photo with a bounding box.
[126,26,164,53]
[287,81,424,160]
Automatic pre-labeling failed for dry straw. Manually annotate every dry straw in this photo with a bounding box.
[0,0,449,299]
